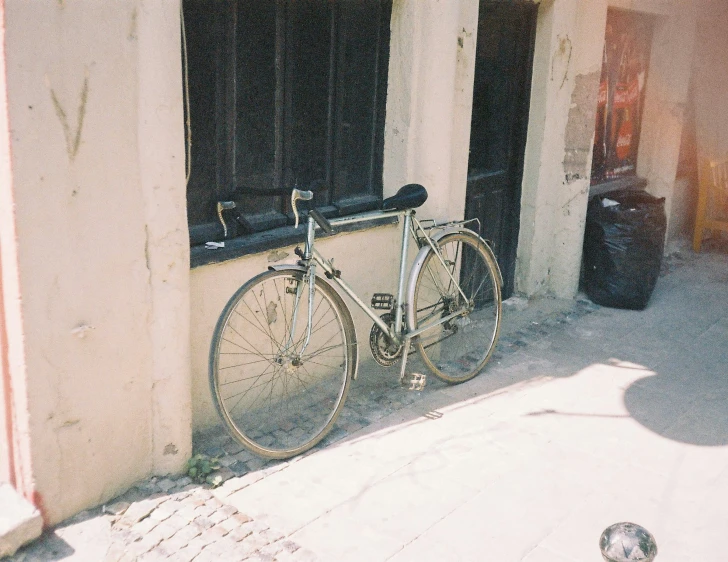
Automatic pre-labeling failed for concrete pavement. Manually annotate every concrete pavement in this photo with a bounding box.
[6,242,727,561]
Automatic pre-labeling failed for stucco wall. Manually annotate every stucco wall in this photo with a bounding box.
[1,0,189,524]
[384,0,478,222]
[693,0,728,160]
[1,0,12,488]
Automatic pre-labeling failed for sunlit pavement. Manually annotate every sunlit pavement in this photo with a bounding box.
[8,244,727,562]
[218,247,728,561]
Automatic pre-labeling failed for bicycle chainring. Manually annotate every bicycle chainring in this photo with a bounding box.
[369,313,403,367]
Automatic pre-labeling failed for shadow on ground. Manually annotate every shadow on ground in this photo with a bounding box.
[196,242,728,477]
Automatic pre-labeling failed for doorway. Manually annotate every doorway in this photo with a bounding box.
[466,0,537,298]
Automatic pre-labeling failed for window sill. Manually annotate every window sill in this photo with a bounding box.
[589,176,648,198]
[190,214,399,268]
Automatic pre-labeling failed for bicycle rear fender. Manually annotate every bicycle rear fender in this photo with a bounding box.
[405,228,502,332]
[267,263,360,380]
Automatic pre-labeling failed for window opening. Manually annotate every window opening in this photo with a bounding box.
[182,0,392,245]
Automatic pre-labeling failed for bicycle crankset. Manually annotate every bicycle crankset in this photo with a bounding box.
[369,313,403,367]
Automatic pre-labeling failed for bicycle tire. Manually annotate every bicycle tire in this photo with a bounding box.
[209,269,356,459]
[411,231,502,383]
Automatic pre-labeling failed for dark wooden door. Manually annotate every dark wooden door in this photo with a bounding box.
[466,0,537,298]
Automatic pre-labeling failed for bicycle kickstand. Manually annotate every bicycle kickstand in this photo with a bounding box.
[399,335,427,391]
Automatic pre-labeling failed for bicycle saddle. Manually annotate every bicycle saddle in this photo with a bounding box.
[382,184,428,211]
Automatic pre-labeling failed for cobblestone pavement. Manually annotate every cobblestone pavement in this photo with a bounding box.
[4,289,603,562]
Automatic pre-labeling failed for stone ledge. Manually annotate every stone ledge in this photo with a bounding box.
[0,483,43,558]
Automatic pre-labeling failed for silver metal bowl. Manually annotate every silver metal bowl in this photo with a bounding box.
[599,522,658,561]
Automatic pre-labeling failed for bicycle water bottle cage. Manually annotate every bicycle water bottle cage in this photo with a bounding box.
[382,184,428,211]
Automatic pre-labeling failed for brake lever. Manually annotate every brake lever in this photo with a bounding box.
[291,189,314,228]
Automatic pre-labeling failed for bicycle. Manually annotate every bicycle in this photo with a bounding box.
[209,183,503,459]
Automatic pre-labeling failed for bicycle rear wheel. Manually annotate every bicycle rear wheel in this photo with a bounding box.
[209,269,356,459]
[412,232,501,383]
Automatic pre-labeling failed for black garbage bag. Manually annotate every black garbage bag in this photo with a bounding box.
[583,190,666,310]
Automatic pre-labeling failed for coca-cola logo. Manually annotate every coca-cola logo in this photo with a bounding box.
[598,82,608,106]
[616,133,632,148]
[613,79,640,109]
[616,120,633,160]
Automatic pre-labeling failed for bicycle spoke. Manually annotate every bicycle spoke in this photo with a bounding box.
[210,270,353,459]
[413,233,501,383]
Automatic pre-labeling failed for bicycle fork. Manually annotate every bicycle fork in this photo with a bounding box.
[284,263,317,359]
[282,217,319,360]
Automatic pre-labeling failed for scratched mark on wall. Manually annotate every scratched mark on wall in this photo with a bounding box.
[49,70,89,163]
[551,35,573,90]
[129,7,138,40]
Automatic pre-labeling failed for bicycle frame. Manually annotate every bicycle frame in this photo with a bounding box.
[287,206,478,381]
[210,190,502,459]
[311,209,409,341]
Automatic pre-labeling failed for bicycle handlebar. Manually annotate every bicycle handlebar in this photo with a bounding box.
[233,183,330,232]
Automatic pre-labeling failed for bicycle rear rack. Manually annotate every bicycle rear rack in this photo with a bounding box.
[416,217,481,233]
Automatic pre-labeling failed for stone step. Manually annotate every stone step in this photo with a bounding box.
[0,483,43,558]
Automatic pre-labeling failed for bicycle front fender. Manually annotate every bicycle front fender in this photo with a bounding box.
[267,263,308,273]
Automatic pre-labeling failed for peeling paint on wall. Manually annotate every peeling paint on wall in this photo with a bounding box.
[48,70,89,163]
[563,71,600,183]
[457,27,471,50]
[267,250,289,262]
[163,443,178,456]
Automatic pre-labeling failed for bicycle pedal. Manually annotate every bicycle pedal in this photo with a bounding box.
[371,293,394,310]
[401,372,427,391]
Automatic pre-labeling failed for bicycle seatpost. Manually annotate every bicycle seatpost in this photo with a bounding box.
[291,188,314,228]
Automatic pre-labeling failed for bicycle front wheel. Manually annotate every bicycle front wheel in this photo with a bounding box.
[209,269,356,459]
[412,232,502,383]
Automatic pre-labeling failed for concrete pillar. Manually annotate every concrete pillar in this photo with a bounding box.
[517,0,607,298]
[636,0,696,236]
[0,0,35,505]
[1,0,13,488]
[383,0,479,222]
[137,0,191,476]
[1,0,189,524]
